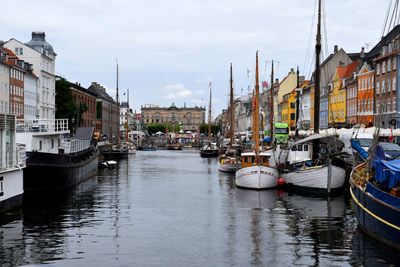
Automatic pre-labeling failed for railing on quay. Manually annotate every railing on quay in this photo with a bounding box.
[16,119,69,133]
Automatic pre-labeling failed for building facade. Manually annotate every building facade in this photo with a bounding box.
[5,32,57,120]
[0,50,10,114]
[68,81,97,128]
[87,82,119,140]
[141,103,206,132]
[356,62,374,126]
[310,46,353,130]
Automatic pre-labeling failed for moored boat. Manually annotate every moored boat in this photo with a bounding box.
[350,143,400,250]
[235,52,278,189]
[16,119,98,191]
[0,114,26,213]
[235,151,278,189]
[199,143,219,157]
[218,63,241,172]
[281,134,346,196]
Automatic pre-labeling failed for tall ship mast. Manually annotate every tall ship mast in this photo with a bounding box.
[208,82,212,141]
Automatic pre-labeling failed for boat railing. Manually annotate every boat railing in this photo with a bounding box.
[61,139,91,154]
[0,145,26,172]
[16,119,69,133]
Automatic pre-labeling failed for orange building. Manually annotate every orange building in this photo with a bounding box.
[357,62,374,126]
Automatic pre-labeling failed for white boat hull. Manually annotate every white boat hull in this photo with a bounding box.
[218,161,240,172]
[0,168,24,213]
[282,165,346,191]
[235,165,278,189]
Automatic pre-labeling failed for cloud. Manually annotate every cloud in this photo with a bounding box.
[162,84,193,100]
[195,90,206,95]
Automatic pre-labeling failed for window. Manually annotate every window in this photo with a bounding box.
[388,58,392,72]
[39,141,42,150]
[382,80,386,93]
[394,79,397,91]
[376,80,380,94]
[388,78,392,91]
[377,64,380,75]
[51,139,54,149]
[394,57,397,70]
[382,61,386,73]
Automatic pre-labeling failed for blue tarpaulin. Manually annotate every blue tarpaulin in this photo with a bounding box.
[263,137,272,143]
[376,159,400,189]
[351,139,368,160]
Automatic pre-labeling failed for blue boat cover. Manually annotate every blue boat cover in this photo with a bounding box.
[365,182,400,209]
[351,139,368,160]
[263,137,272,142]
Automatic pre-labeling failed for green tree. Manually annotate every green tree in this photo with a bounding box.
[55,77,76,130]
[199,123,219,136]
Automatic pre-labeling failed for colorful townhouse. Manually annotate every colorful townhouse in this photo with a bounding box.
[345,67,358,126]
[366,25,400,128]
[276,69,297,123]
[298,81,311,130]
[328,61,360,128]
[356,62,375,127]
[310,45,353,130]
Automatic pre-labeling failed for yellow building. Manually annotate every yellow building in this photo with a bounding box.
[288,89,297,130]
[280,95,289,125]
[328,61,359,128]
[275,68,297,123]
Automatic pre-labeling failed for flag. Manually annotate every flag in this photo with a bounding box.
[123,92,126,95]
[247,69,251,78]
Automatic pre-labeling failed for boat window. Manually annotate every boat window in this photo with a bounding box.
[291,146,297,151]
[304,145,309,151]
[297,145,303,151]
[51,139,54,149]
[39,140,42,150]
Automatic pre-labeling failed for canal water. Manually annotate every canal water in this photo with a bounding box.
[1,150,399,266]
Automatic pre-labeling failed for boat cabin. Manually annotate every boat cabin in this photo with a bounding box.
[241,151,272,168]
[287,143,312,164]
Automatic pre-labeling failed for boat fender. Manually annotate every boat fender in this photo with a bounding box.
[277,177,286,187]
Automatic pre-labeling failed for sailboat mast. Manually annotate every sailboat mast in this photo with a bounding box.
[270,60,274,140]
[230,63,235,145]
[312,0,322,159]
[314,0,321,134]
[254,51,260,155]
[116,59,120,145]
[295,66,300,138]
[208,82,212,141]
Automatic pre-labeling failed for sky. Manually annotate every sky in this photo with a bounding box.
[0,0,390,119]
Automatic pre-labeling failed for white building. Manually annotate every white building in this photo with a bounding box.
[5,32,57,120]
[0,52,10,114]
[24,71,38,120]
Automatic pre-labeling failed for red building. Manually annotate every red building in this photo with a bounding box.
[3,48,24,119]
[67,81,97,128]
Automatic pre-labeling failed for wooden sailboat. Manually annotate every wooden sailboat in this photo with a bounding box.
[281,0,346,195]
[200,82,219,157]
[218,63,241,172]
[235,51,278,189]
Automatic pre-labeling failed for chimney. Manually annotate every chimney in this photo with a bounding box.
[290,68,294,74]
[334,45,338,53]
[360,47,365,59]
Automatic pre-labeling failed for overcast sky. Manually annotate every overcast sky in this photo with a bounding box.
[0,0,390,118]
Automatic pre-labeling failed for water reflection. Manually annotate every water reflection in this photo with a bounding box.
[0,150,399,266]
